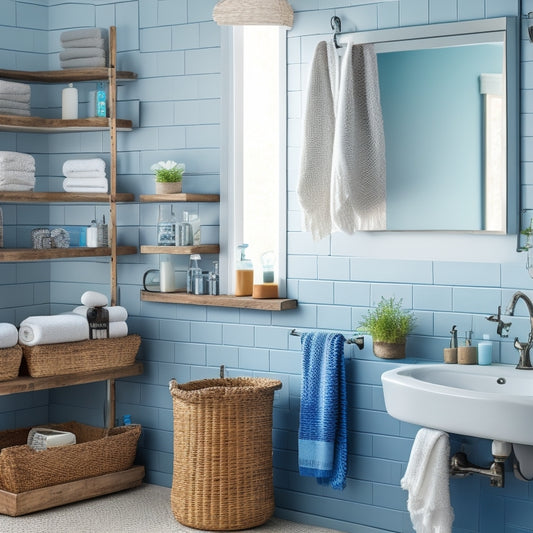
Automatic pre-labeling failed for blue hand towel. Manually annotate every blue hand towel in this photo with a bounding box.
[298,331,347,490]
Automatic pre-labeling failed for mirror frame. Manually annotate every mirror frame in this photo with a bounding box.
[336,17,519,234]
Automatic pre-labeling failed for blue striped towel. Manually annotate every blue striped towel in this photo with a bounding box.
[298,331,347,490]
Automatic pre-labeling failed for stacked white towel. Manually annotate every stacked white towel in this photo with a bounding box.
[60,28,107,69]
[0,151,36,191]
[0,80,31,116]
[62,158,107,193]
[0,323,18,349]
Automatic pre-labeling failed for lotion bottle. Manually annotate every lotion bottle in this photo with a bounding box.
[62,83,78,119]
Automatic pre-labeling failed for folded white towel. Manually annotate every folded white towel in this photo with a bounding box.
[0,175,35,188]
[0,99,30,111]
[0,80,30,96]
[0,323,18,349]
[62,158,106,174]
[331,43,386,232]
[0,108,30,117]
[59,47,106,61]
[19,314,89,346]
[0,183,34,191]
[0,151,35,171]
[401,428,454,533]
[60,57,106,69]
[63,177,108,192]
[72,305,128,323]
[63,170,106,180]
[60,28,105,43]
[62,185,108,193]
[0,92,30,104]
[297,40,339,241]
[109,321,128,338]
[61,37,106,49]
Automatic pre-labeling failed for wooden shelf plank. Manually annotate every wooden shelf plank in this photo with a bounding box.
[140,244,220,255]
[0,116,132,133]
[0,362,143,396]
[0,465,145,516]
[0,67,137,83]
[0,192,134,203]
[140,193,220,203]
[0,246,137,262]
[140,290,298,311]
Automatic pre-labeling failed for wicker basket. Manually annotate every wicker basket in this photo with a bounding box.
[21,334,141,377]
[0,346,22,382]
[0,421,141,493]
[169,377,282,531]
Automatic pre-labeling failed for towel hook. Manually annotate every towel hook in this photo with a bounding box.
[331,16,342,48]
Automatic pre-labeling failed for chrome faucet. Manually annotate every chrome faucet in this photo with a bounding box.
[495,291,533,370]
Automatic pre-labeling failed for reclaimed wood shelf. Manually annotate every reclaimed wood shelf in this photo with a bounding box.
[0,246,137,262]
[141,290,297,311]
[140,244,220,255]
[0,465,145,516]
[0,67,137,83]
[140,193,220,203]
[0,115,132,133]
[0,362,143,396]
[0,191,134,203]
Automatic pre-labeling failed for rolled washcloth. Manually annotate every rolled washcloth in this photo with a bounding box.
[72,305,128,323]
[0,323,19,349]
[0,80,31,98]
[0,108,30,116]
[63,170,106,180]
[19,314,89,346]
[59,48,106,61]
[60,28,106,43]
[62,158,105,175]
[0,151,35,172]
[0,99,30,111]
[60,57,106,69]
[63,177,108,193]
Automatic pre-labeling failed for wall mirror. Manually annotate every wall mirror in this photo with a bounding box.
[337,17,519,233]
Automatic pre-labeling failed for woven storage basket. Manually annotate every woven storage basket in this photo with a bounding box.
[0,346,22,382]
[169,377,282,531]
[0,421,141,493]
[21,334,141,377]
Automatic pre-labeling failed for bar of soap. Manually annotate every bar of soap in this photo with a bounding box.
[252,284,278,299]
[81,290,108,307]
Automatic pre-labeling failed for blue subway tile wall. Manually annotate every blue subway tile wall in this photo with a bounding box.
[2,0,533,531]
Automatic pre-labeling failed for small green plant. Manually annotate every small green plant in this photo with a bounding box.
[151,160,185,183]
[357,297,416,344]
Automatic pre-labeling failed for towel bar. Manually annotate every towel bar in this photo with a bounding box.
[290,329,364,350]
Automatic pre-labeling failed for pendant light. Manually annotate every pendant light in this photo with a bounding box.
[213,0,294,29]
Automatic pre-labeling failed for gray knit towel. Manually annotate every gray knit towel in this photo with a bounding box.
[59,47,106,61]
[60,57,106,69]
[60,28,105,43]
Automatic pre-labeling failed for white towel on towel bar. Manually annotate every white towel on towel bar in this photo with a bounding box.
[72,305,128,323]
[62,158,105,175]
[0,323,19,349]
[19,314,89,346]
[401,428,454,533]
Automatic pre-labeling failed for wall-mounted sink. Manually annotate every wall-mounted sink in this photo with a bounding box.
[381,364,533,445]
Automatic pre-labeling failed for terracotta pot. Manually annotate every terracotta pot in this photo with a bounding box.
[156,181,182,194]
[373,341,406,360]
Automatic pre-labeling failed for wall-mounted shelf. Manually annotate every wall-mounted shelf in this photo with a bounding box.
[0,116,132,133]
[0,246,136,262]
[140,194,220,203]
[0,192,134,203]
[0,67,136,83]
[140,245,220,255]
[141,290,297,311]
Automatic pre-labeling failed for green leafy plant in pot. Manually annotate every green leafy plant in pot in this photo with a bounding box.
[151,160,185,194]
[357,297,416,359]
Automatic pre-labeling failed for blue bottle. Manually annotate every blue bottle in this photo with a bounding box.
[96,82,106,117]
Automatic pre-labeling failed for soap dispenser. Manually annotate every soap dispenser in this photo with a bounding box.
[235,244,253,297]
[458,330,477,365]
[443,325,458,364]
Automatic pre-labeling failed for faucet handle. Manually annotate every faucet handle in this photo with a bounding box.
[486,305,512,337]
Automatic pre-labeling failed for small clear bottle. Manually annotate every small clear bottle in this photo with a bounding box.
[208,261,220,295]
[235,244,253,296]
[187,254,202,294]
[178,211,193,246]
[97,215,108,247]
[157,204,176,246]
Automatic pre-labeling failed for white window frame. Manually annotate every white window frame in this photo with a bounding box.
[219,26,287,297]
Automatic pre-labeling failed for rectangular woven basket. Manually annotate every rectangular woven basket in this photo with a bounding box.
[0,421,141,493]
[20,334,141,377]
[0,346,22,382]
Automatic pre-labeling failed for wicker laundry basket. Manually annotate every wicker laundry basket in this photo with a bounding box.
[169,377,282,531]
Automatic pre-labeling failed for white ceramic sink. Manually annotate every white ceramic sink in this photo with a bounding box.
[381,364,533,445]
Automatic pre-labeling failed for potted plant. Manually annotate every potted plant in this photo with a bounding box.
[357,297,416,359]
[151,160,185,194]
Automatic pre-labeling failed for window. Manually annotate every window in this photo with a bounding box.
[219,26,287,296]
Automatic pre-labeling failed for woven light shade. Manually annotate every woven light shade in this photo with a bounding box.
[213,0,294,28]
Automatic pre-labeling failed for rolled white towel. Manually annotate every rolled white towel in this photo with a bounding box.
[0,323,18,349]
[60,57,106,69]
[81,290,108,307]
[109,321,128,338]
[63,170,106,180]
[0,99,30,111]
[60,28,105,43]
[19,314,89,346]
[59,47,106,61]
[73,305,128,323]
[0,80,30,97]
[0,151,35,169]
[63,177,108,193]
[62,158,105,174]
[0,108,30,117]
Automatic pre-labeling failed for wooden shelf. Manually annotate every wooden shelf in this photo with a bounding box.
[140,244,220,255]
[0,362,143,396]
[140,193,220,203]
[0,67,136,83]
[0,246,137,262]
[0,115,132,133]
[141,290,297,311]
[0,192,134,203]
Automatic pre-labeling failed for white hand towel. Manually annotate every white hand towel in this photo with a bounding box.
[62,158,106,174]
[401,428,454,533]
[0,151,35,169]
[0,170,36,185]
[63,170,106,180]
[19,314,89,346]
[60,28,105,43]
[0,93,30,104]
[0,99,30,111]
[72,305,128,323]
[297,40,339,241]
[0,80,30,97]
[63,177,108,192]
[59,47,106,61]
[60,57,106,69]
[0,323,18,349]
[331,43,386,232]
[0,108,30,117]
